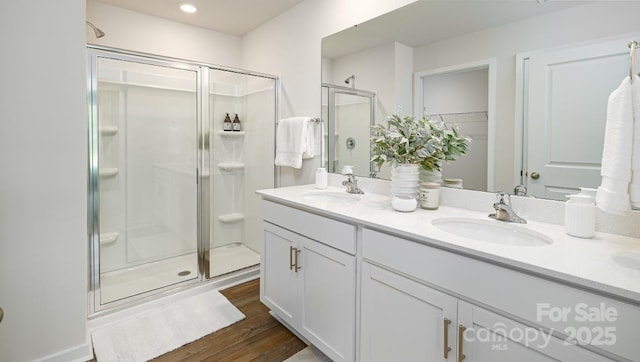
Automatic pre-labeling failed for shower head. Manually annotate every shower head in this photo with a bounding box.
[86,21,105,38]
[344,75,355,85]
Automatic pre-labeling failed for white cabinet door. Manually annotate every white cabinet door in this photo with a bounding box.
[360,262,458,361]
[260,222,298,327]
[526,38,630,200]
[261,221,357,361]
[457,301,611,362]
[299,237,356,362]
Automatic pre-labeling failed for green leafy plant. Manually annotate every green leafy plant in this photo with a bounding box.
[370,114,471,171]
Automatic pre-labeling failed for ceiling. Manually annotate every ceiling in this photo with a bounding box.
[322,0,589,59]
[94,0,303,36]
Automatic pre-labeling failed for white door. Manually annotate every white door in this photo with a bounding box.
[360,262,458,361]
[299,237,356,362]
[526,38,632,200]
[260,223,298,327]
[457,301,611,362]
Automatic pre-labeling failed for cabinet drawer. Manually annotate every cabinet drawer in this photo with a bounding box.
[261,200,356,254]
[362,227,640,361]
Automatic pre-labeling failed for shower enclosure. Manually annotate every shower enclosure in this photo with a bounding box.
[321,84,375,177]
[87,47,277,314]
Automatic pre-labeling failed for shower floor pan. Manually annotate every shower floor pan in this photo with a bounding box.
[99,243,260,304]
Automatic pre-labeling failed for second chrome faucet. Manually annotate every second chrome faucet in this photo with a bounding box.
[489,192,526,223]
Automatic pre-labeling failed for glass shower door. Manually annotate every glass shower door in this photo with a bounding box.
[207,69,276,277]
[90,55,201,307]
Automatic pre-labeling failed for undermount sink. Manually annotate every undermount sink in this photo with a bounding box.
[612,252,640,271]
[432,217,553,247]
[301,190,361,203]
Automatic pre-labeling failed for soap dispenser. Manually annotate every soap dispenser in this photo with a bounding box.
[564,194,596,238]
[315,168,328,189]
[232,113,242,132]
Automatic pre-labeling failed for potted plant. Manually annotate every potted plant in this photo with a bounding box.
[371,114,471,210]
[371,114,471,171]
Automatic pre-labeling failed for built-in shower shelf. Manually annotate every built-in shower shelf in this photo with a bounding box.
[217,130,245,138]
[217,162,245,172]
[99,126,119,135]
[218,213,245,224]
[100,232,119,245]
[99,168,119,177]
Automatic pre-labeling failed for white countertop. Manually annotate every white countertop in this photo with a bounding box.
[257,184,640,303]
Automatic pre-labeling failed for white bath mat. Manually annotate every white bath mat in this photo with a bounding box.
[91,289,245,362]
[284,346,333,362]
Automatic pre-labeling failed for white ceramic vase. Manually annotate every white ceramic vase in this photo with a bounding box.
[390,163,419,212]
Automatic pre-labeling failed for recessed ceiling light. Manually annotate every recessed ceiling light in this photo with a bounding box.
[180,4,197,13]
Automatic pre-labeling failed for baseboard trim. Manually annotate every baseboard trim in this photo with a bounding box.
[33,340,93,362]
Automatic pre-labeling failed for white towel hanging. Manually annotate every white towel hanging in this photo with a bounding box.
[274,117,318,168]
[596,77,634,214]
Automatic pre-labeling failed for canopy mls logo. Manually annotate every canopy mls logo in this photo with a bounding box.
[462,302,618,352]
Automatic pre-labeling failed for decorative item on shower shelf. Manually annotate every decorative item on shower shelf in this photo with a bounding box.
[371,114,471,173]
[223,113,232,131]
[232,113,242,132]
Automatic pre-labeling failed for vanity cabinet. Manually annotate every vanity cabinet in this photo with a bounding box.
[258,195,639,362]
[362,228,636,362]
[361,262,608,361]
[260,200,356,362]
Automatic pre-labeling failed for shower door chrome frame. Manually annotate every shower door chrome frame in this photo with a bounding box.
[87,47,206,315]
[87,45,279,316]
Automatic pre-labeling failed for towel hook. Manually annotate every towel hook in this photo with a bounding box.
[629,41,638,83]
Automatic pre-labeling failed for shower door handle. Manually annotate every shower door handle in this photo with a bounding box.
[0,306,4,323]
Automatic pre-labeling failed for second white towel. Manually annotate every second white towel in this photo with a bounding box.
[596,77,634,214]
[631,75,640,208]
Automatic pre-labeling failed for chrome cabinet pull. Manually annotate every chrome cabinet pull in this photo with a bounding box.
[293,248,301,272]
[458,325,466,362]
[443,318,452,359]
[289,246,295,271]
[289,246,301,272]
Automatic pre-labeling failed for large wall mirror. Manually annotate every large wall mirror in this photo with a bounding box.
[321,0,640,205]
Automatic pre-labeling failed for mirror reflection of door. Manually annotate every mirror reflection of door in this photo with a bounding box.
[525,38,631,200]
[422,68,489,192]
[322,84,375,177]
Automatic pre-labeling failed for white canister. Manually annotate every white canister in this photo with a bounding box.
[315,168,328,189]
[564,194,596,238]
[419,182,440,210]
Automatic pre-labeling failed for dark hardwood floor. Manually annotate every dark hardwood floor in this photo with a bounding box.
[150,278,307,362]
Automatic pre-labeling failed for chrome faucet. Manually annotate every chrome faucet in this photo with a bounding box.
[489,192,526,223]
[342,173,364,194]
[513,184,527,196]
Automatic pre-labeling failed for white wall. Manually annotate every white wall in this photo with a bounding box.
[242,0,417,186]
[86,0,242,67]
[0,0,91,361]
[413,1,640,192]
